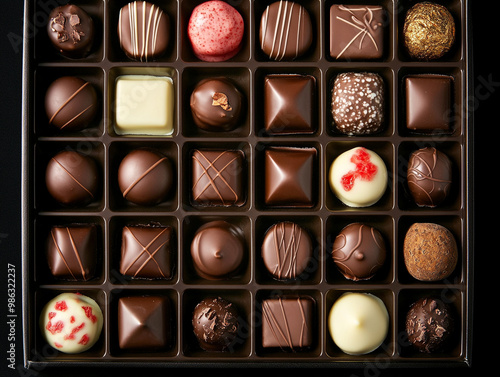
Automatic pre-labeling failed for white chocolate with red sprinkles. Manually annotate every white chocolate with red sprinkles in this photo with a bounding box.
[329,147,388,208]
[187,1,244,62]
[39,293,103,353]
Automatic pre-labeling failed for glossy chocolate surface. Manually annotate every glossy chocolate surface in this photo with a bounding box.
[47,4,94,58]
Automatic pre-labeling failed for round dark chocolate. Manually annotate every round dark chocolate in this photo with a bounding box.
[192,297,239,351]
[190,78,243,132]
[261,222,312,280]
[45,150,99,206]
[406,297,455,353]
[259,1,313,61]
[190,221,245,280]
[407,147,452,207]
[332,223,386,281]
[118,149,173,206]
[45,76,98,132]
[118,1,170,61]
[47,4,94,58]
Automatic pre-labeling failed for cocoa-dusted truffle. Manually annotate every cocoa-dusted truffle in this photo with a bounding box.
[403,2,455,60]
[406,297,455,353]
[403,223,458,281]
[407,147,452,207]
[192,297,239,351]
[332,223,386,281]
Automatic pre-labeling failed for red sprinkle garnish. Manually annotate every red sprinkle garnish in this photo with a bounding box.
[341,148,377,191]
[48,312,56,320]
[78,334,89,345]
[64,322,85,340]
[82,306,97,323]
[46,320,64,335]
[54,342,63,348]
[70,316,75,323]
[55,300,68,311]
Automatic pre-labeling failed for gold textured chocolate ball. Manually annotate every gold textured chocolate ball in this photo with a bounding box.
[403,2,455,60]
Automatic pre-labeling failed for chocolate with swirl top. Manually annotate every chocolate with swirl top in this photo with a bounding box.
[332,223,386,281]
[330,5,385,60]
[259,1,313,61]
[407,147,452,207]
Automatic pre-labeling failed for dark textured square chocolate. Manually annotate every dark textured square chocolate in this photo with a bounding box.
[330,5,385,60]
[261,296,314,349]
[46,225,97,281]
[264,75,316,134]
[405,75,452,132]
[118,296,171,350]
[191,149,245,206]
[264,146,316,207]
[119,225,173,279]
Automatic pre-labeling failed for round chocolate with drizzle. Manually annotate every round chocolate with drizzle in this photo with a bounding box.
[259,1,313,61]
[261,221,313,280]
[190,78,243,132]
[190,221,245,280]
[332,223,386,281]
[118,149,173,206]
[407,147,452,207]
[45,76,98,132]
[47,4,94,58]
[45,150,99,206]
[192,297,239,351]
[118,1,170,61]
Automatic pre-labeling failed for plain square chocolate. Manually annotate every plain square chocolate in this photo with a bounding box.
[191,149,246,206]
[264,146,316,207]
[264,75,316,134]
[118,296,171,350]
[261,296,314,349]
[406,75,453,132]
[119,225,173,279]
[46,224,97,281]
[330,5,385,60]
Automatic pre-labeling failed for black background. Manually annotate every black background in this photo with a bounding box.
[0,1,495,376]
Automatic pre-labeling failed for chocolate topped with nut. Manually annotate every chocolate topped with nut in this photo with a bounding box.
[47,4,94,58]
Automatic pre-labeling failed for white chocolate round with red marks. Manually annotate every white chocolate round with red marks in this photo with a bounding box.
[329,147,387,207]
[39,293,103,353]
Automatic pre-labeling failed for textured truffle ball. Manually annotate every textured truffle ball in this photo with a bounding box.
[192,297,239,351]
[406,297,455,353]
[118,149,173,206]
[403,2,455,60]
[39,292,103,353]
[403,223,458,281]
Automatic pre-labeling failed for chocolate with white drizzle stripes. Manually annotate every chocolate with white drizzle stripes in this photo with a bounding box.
[259,1,313,61]
[118,1,169,61]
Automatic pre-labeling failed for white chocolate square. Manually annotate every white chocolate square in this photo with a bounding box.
[115,75,174,135]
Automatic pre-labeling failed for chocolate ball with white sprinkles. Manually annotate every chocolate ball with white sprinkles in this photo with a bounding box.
[331,72,385,135]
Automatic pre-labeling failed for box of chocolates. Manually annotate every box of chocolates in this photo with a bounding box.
[21,0,473,369]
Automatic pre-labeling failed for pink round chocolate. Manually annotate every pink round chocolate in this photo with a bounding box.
[187,1,244,62]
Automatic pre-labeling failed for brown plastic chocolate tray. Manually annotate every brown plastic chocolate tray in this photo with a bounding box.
[21,0,474,369]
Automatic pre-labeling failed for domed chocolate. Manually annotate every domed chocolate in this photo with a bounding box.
[45,150,99,206]
[403,2,455,60]
[47,4,94,58]
[407,147,452,207]
[192,297,239,351]
[190,78,243,132]
[332,223,386,281]
[406,297,455,353]
[118,149,173,206]
[190,221,245,280]
[45,76,98,132]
